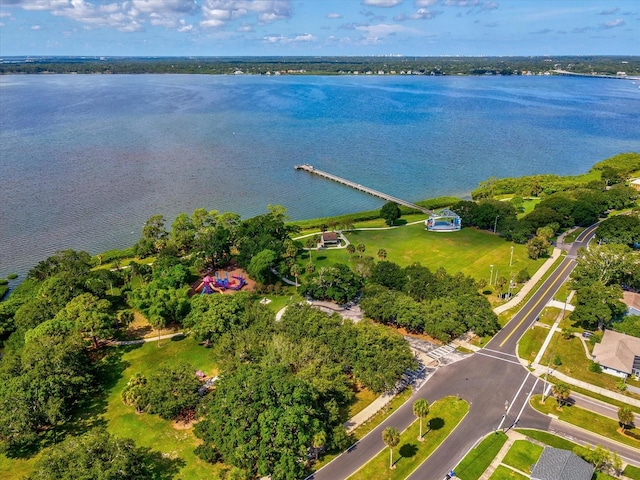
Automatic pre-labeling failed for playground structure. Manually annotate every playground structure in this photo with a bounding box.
[197,271,246,294]
[425,209,461,232]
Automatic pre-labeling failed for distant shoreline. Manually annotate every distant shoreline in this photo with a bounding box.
[2,55,639,77]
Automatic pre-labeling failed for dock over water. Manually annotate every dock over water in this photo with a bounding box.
[295,164,432,214]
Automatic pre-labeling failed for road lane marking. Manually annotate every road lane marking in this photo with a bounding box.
[513,376,540,427]
[499,259,575,348]
[482,348,517,358]
[475,350,522,365]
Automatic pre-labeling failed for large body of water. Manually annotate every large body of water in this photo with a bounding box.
[1,74,639,279]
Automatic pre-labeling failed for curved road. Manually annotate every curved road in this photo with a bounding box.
[309,224,640,480]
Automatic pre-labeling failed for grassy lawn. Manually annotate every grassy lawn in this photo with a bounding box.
[101,337,225,479]
[518,198,542,218]
[454,432,508,480]
[348,397,469,480]
[517,325,550,367]
[301,223,543,284]
[351,388,413,441]
[501,440,542,474]
[1,337,225,480]
[538,307,561,326]
[515,429,579,450]
[541,334,639,398]
[625,464,640,480]
[529,395,640,449]
[488,465,528,480]
[563,227,585,244]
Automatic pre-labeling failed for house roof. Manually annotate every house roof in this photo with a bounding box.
[623,291,640,311]
[592,330,640,375]
[531,447,593,480]
[322,232,339,241]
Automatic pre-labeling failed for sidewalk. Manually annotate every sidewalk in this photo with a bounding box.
[479,430,528,480]
[493,248,562,315]
[343,391,397,433]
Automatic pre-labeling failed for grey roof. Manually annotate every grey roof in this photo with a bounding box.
[531,447,593,480]
[592,330,640,375]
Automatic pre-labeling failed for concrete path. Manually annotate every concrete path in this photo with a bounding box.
[493,248,562,315]
[478,430,528,480]
[111,331,185,345]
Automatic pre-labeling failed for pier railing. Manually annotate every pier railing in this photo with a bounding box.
[295,164,432,214]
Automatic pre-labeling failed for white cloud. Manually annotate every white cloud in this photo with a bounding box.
[600,18,625,29]
[261,32,316,44]
[327,12,342,19]
[414,0,438,6]
[361,0,404,7]
[0,12,12,17]
[201,0,292,29]
[2,0,293,33]
[31,23,41,29]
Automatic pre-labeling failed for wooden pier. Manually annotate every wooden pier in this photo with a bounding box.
[295,164,432,214]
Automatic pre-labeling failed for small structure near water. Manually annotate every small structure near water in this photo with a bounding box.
[425,209,461,232]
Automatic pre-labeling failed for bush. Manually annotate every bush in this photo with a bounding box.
[7,273,18,280]
[588,361,602,373]
[194,444,221,464]
[516,269,531,283]
[0,279,8,285]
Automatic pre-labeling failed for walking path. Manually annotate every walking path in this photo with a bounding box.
[110,331,185,345]
[493,248,562,315]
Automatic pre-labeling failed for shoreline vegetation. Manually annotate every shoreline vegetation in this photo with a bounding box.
[0,152,639,479]
[1,55,639,76]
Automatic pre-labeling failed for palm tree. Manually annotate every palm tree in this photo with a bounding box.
[495,275,507,299]
[346,244,356,256]
[356,243,366,258]
[305,237,317,263]
[377,248,387,261]
[290,264,301,289]
[311,430,326,461]
[305,262,316,275]
[413,399,430,441]
[382,426,400,469]
[552,381,570,407]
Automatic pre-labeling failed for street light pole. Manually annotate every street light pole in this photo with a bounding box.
[509,245,514,267]
[493,215,500,234]
[490,264,494,285]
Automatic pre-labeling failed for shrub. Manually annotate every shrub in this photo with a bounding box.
[516,269,531,283]
[0,279,8,286]
[588,361,602,373]
[7,273,18,280]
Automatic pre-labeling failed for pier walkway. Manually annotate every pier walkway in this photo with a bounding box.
[294,164,432,214]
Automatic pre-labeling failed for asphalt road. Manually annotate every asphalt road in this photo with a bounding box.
[310,224,640,480]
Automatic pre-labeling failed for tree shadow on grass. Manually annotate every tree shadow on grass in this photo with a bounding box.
[146,449,187,479]
[399,443,418,458]
[428,417,445,431]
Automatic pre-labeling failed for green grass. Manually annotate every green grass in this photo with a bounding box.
[515,429,579,451]
[538,307,561,326]
[517,325,550,367]
[454,432,508,480]
[542,334,639,399]
[563,227,585,244]
[518,198,542,218]
[488,465,528,480]
[302,223,542,283]
[100,337,223,479]
[529,395,640,449]
[351,388,413,441]
[501,440,542,474]
[624,464,640,480]
[1,337,227,480]
[348,397,469,480]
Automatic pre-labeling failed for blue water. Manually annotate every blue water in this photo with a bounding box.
[1,74,639,279]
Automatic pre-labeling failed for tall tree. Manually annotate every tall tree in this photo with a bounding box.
[552,381,570,407]
[382,426,400,469]
[413,399,430,441]
[618,405,634,431]
[380,202,401,226]
[24,428,155,480]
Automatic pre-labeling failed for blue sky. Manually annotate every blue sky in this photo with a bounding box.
[0,0,638,57]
